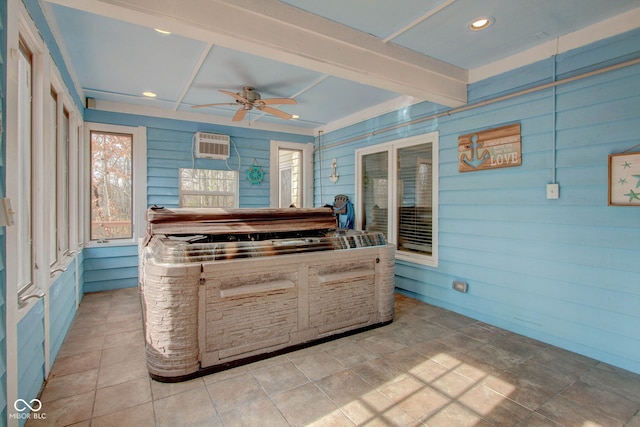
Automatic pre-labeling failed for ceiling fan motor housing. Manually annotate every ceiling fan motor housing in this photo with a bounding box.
[240,86,261,103]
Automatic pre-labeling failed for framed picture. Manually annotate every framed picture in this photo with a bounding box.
[609,152,640,206]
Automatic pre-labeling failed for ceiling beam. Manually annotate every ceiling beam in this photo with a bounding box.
[46,0,468,107]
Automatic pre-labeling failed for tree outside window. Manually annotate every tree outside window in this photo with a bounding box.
[90,131,133,240]
[179,168,238,208]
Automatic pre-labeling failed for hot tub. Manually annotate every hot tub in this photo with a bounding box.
[139,207,395,381]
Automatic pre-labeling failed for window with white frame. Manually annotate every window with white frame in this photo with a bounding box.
[9,30,83,297]
[356,131,439,266]
[75,125,85,247]
[12,38,34,294]
[48,82,73,266]
[90,130,133,240]
[59,107,70,257]
[179,168,238,208]
[87,123,146,243]
[48,87,59,266]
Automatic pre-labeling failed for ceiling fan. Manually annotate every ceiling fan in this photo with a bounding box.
[191,86,297,121]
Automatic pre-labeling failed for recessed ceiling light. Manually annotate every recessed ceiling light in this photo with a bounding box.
[143,91,157,98]
[470,17,494,31]
[154,28,171,35]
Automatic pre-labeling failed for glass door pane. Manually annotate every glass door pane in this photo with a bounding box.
[278,148,302,207]
[361,151,389,239]
[397,143,433,256]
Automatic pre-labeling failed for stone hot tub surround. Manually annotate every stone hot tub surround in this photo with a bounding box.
[139,207,395,381]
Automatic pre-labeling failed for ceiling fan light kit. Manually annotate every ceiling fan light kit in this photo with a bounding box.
[192,86,297,122]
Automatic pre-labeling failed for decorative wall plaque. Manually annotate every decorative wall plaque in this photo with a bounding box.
[247,159,265,185]
[458,123,521,172]
[609,152,640,206]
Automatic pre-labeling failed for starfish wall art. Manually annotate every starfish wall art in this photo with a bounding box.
[609,152,640,206]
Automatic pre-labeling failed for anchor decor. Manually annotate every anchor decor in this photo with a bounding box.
[329,158,339,183]
[458,123,521,172]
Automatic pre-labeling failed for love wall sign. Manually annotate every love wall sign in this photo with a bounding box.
[458,123,521,172]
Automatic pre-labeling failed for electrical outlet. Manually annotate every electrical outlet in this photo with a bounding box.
[452,281,468,293]
[546,183,559,199]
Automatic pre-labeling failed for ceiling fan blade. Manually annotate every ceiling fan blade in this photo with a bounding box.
[191,103,236,108]
[232,108,248,122]
[259,98,297,105]
[220,89,249,104]
[257,105,293,120]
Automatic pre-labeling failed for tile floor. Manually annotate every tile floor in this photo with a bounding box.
[29,287,640,427]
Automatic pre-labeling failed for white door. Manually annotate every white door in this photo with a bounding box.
[269,141,314,207]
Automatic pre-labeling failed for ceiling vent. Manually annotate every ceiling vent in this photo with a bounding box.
[195,132,230,160]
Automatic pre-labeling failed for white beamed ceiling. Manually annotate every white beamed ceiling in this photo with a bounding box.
[42,0,640,134]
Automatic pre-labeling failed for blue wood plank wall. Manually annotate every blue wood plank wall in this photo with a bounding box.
[49,266,77,361]
[12,265,80,427]
[17,301,45,421]
[146,127,272,208]
[83,246,139,294]
[76,250,85,302]
[315,29,640,374]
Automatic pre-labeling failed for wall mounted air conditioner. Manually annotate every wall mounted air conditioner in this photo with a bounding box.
[195,132,230,160]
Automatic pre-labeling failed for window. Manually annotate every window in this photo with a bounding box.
[90,130,132,240]
[59,107,70,256]
[8,28,83,299]
[48,88,59,266]
[75,125,86,246]
[356,131,438,266]
[12,39,34,294]
[88,124,146,243]
[179,168,238,208]
[49,86,73,265]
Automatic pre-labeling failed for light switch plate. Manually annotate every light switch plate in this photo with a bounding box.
[1,198,14,226]
[547,183,559,199]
